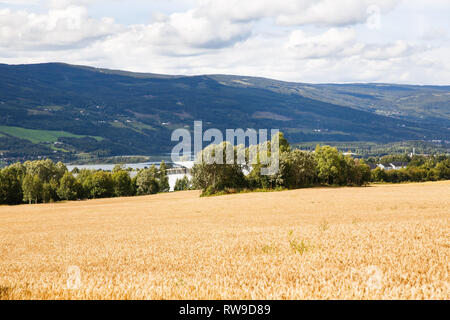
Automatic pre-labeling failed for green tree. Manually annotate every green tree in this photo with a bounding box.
[276,149,317,189]
[135,166,160,195]
[315,145,347,185]
[76,169,95,199]
[371,167,386,182]
[174,176,191,191]
[245,133,291,189]
[112,170,134,197]
[345,157,371,186]
[379,154,410,164]
[71,167,80,174]
[113,164,126,173]
[435,159,450,180]
[24,159,66,184]
[0,170,9,205]
[57,172,81,201]
[42,178,60,203]
[357,159,372,186]
[0,165,24,205]
[22,174,42,204]
[246,162,274,189]
[277,131,291,154]
[191,142,246,193]
[84,171,114,199]
[159,161,170,192]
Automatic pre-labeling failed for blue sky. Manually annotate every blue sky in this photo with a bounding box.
[0,0,449,84]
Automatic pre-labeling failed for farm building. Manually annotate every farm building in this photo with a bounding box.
[377,162,408,171]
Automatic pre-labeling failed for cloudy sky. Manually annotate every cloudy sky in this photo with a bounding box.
[0,0,449,84]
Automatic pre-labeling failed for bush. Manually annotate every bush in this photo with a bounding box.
[84,171,115,199]
[191,142,247,192]
[57,172,81,201]
[135,166,160,195]
[174,176,191,191]
[112,170,134,197]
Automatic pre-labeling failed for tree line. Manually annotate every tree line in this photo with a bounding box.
[191,133,372,195]
[371,157,450,183]
[1,133,449,205]
[191,133,450,195]
[0,159,171,205]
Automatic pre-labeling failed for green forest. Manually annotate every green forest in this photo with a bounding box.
[0,160,170,205]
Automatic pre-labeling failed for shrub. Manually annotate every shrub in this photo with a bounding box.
[174,176,191,191]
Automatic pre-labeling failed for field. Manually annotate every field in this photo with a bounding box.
[0,125,102,143]
[0,182,449,300]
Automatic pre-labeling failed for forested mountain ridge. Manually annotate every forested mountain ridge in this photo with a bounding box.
[0,63,449,162]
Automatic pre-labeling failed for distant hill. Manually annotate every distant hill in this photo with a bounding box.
[0,63,449,162]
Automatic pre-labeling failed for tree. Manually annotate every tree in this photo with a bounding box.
[159,161,170,192]
[22,174,42,204]
[71,167,80,174]
[135,166,160,195]
[0,170,9,205]
[84,171,114,199]
[380,154,410,164]
[113,164,126,173]
[277,131,291,154]
[112,170,134,197]
[435,159,450,180]
[315,145,347,185]
[0,165,24,205]
[55,162,68,180]
[57,172,81,201]
[76,169,95,199]
[191,142,247,193]
[345,158,371,186]
[357,159,371,186]
[275,149,317,189]
[244,133,291,189]
[174,176,191,191]
[246,162,274,189]
[371,167,386,182]
[24,159,66,184]
[406,167,427,182]
[0,170,6,204]
[42,178,60,203]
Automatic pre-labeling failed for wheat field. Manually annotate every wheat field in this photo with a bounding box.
[0,181,449,300]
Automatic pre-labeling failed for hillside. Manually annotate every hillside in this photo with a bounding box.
[0,63,449,162]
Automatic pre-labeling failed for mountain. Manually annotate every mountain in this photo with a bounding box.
[0,63,449,162]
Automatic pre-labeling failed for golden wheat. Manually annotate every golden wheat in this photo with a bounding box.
[0,181,449,300]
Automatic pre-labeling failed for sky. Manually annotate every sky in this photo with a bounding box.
[0,0,449,84]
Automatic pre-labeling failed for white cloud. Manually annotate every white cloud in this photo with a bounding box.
[0,6,118,50]
[196,0,400,26]
[0,0,39,4]
[143,9,252,50]
[362,41,415,60]
[0,0,449,85]
[286,28,360,59]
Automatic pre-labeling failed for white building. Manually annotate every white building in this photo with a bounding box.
[377,162,408,171]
